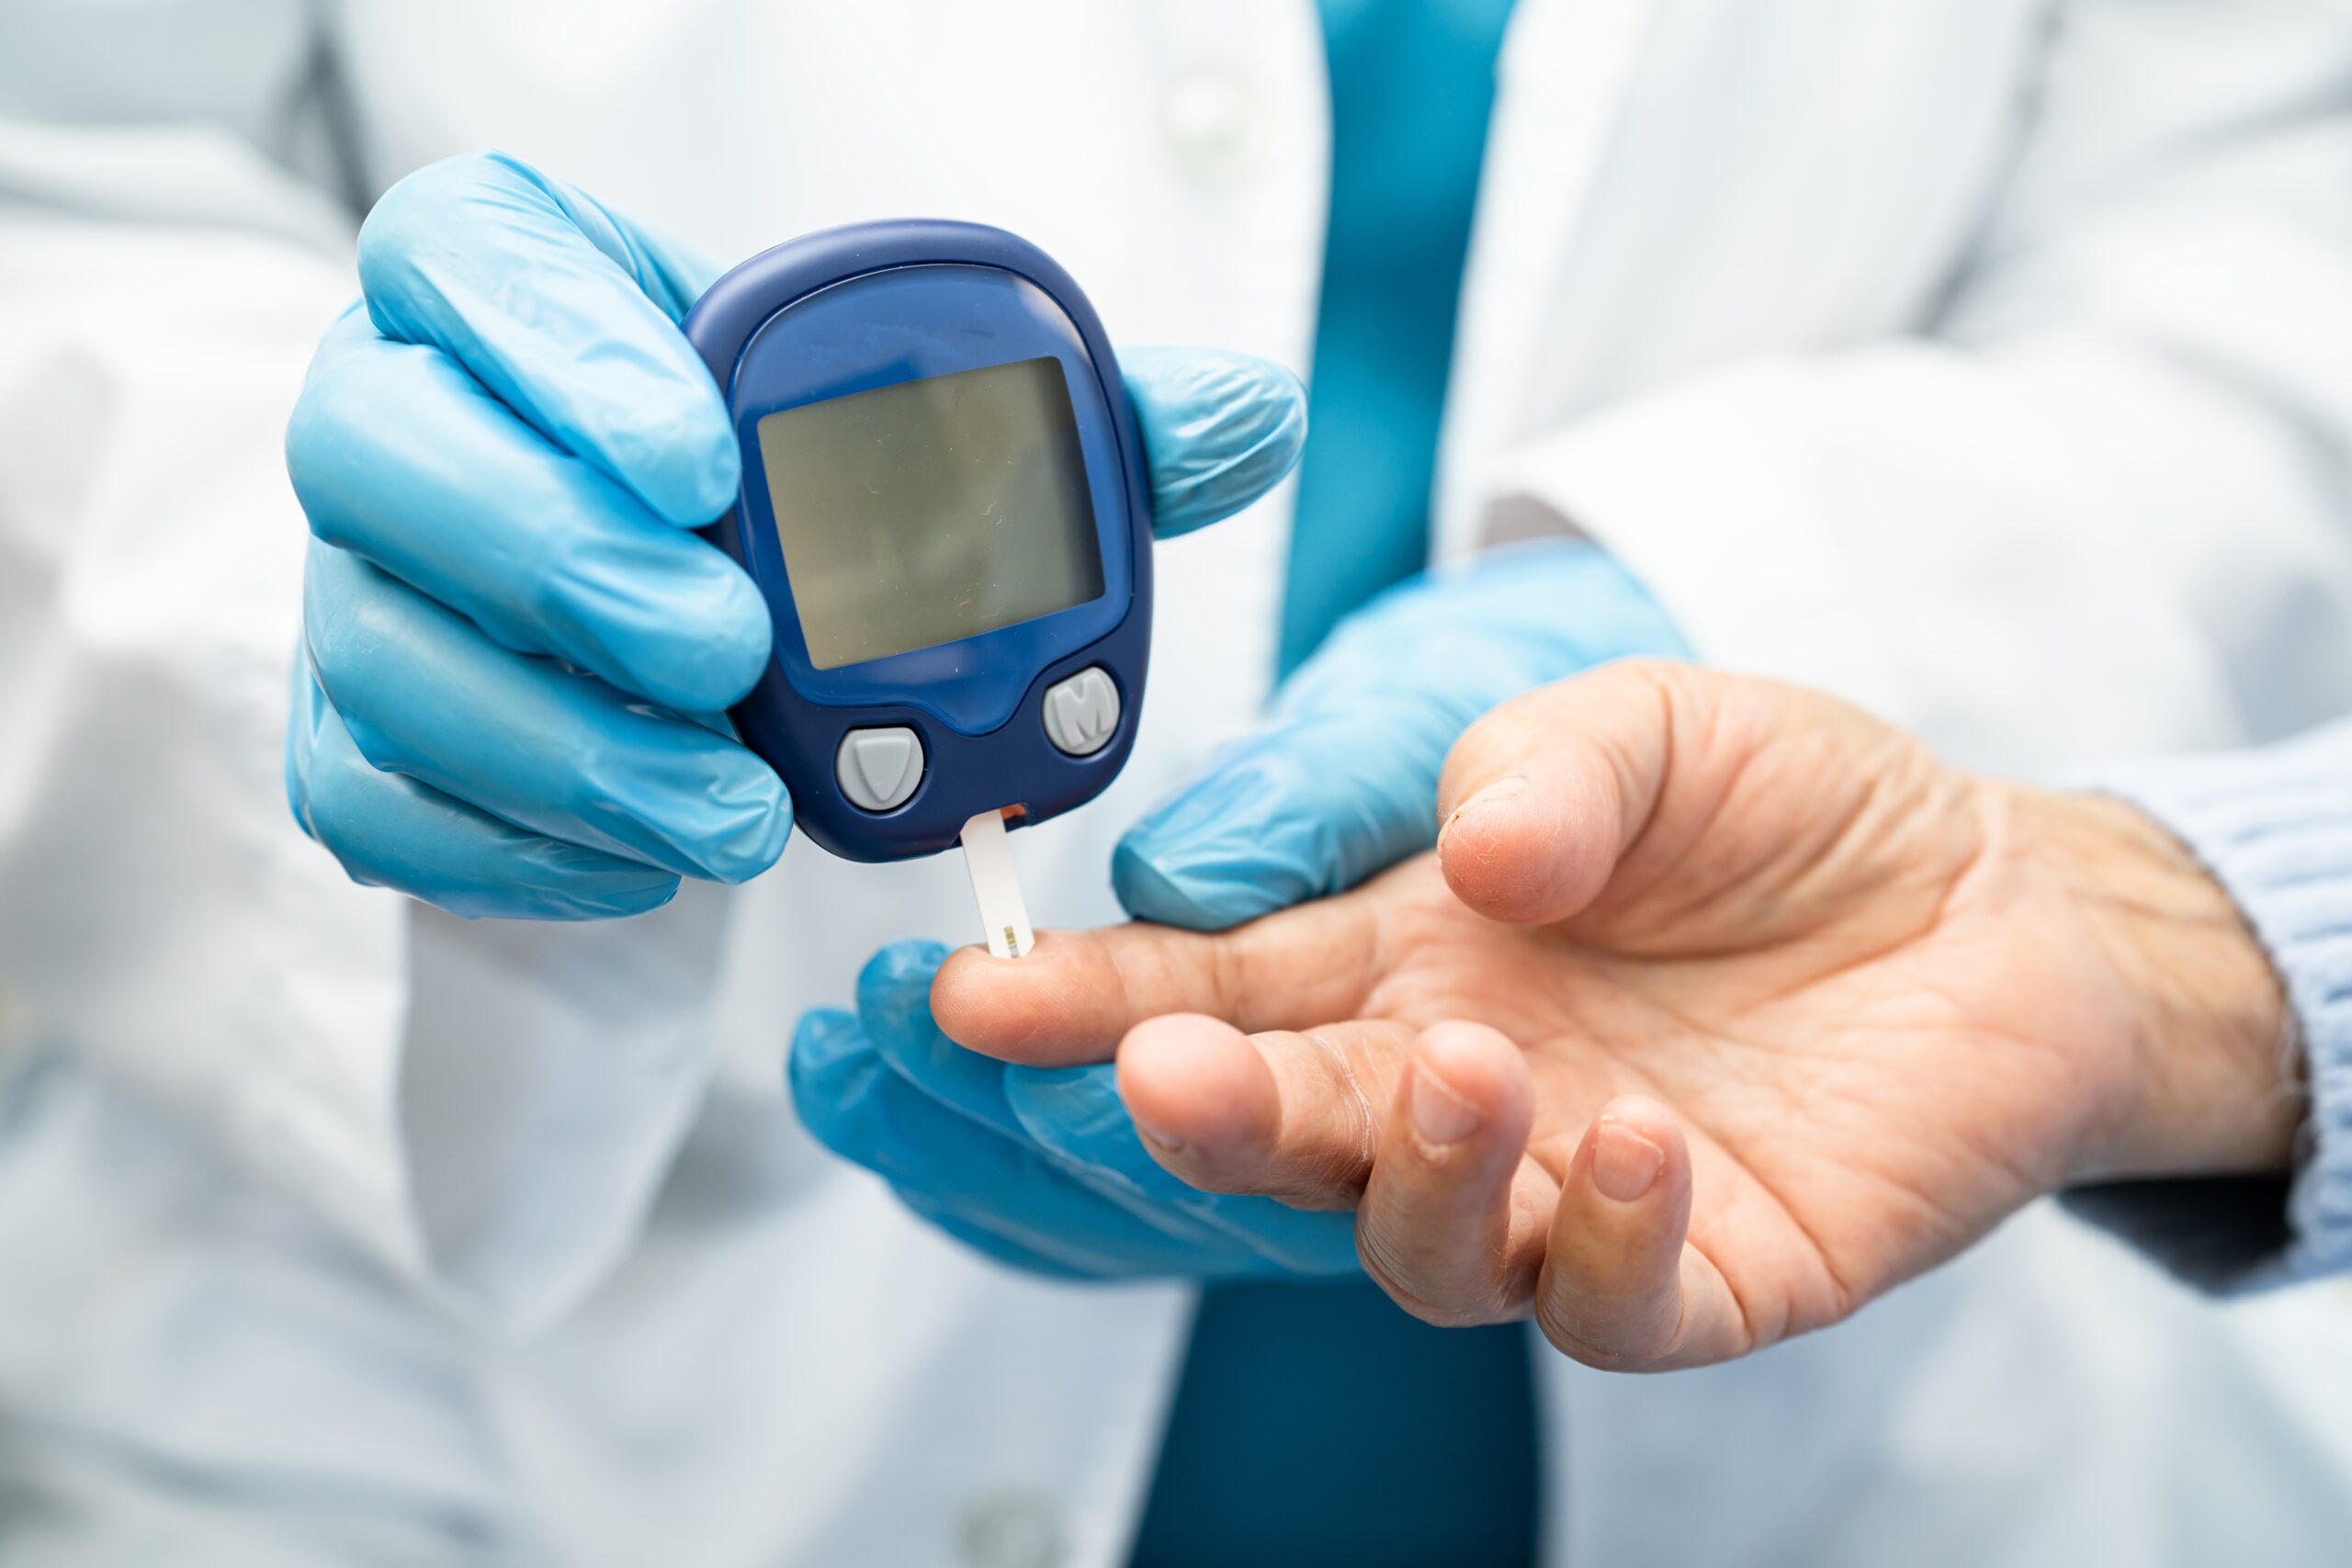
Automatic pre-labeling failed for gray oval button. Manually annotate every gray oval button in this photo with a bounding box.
[1043,667,1120,757]
[836,727,923,812]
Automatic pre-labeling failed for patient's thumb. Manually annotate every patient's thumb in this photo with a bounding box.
[1436,660,1683,925]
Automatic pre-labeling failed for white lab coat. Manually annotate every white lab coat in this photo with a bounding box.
[6,1,2352,1563]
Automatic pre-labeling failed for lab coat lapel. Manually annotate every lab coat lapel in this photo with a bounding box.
[1129,0,1326,728]
[1434,0,1662,563]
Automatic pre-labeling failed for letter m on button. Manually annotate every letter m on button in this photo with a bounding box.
[1045,667,1120,756]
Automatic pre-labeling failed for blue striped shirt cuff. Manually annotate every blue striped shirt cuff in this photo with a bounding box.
[2061,719,2352,1292]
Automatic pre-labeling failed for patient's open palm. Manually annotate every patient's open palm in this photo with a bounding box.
[935,664,2286,1369]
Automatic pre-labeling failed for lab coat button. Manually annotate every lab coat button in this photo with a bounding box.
[956,1488,1063,1568]
[1042,666,1120,756]
[1162,62,1261,174]
[836,727,923,812]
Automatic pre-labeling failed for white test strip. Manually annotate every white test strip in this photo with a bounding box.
[959,808,1035,960]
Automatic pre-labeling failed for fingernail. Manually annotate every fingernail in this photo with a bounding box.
[1131,1112,1187,1156]
[1440,777,1526,851]
[1408,1065,1483,1147]
[1591,1118,1666,1202]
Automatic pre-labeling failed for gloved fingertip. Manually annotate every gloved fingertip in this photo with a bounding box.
[570,873,683,919]
[591,551,773,718]
[856,939,953,1045]
[1002,1064,1136,1151]
[699,820,790,886]
[1110,837,1280,932]
[786,1006,875,1106]
[706,564,778,703]
[1124,347,1307,538]
[438,869,680,922]
[692,764,793,885]
[789,1004,861,1054]
[622,396,744,528]
[858,938,953,994]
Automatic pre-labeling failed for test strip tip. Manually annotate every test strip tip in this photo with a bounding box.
[959,809,1035,960]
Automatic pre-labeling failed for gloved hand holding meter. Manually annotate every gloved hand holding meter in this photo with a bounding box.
[687,221,1159,956]
[287,157,1306,939]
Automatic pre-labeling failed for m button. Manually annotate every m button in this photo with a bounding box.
[1042,667,1120,757]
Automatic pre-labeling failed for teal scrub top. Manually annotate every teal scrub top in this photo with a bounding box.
[1130,5,1536,1567]
[1276,0,1519,675]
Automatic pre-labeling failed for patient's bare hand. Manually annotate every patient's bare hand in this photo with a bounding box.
[933,663,2292,1370]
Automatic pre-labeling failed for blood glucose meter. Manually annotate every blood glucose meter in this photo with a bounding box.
[684,221,1150,954]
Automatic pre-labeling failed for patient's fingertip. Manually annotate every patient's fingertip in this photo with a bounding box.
[926,942,1026,1041]
[1589,1115,1670,1204]
[1437,777,1553,915]
[1113,1014,1214,1115]
[1437,775,1527,858]
[1351,1022,1537,1324]
[943,926,1238,1068]
[1576,1096,1685,1207]
[1408,1021,1531,1145]
[1440,766,1616,926]
[1116,1015,1277,1172]
[1532,1097,1694,1369]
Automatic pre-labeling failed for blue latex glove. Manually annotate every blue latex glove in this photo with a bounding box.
[792,942,1363,1280]
[792,542,1690,1279]
[284,151,1306,919]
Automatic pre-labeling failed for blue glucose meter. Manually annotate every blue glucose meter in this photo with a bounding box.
[684,221,1149,873]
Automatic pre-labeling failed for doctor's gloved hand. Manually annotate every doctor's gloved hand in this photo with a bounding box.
[788,941,1362,1279]
[1113,540,1688,932]
[284,150,1306,919]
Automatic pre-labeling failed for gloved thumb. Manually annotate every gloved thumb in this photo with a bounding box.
[1123,346,1306,538]
[1114,695,1465,930]
[1113,543,1688,931]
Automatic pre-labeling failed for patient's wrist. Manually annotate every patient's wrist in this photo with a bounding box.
[2034,788,2301,1184]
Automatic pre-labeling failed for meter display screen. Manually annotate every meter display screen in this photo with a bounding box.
[756,356,1106,671]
